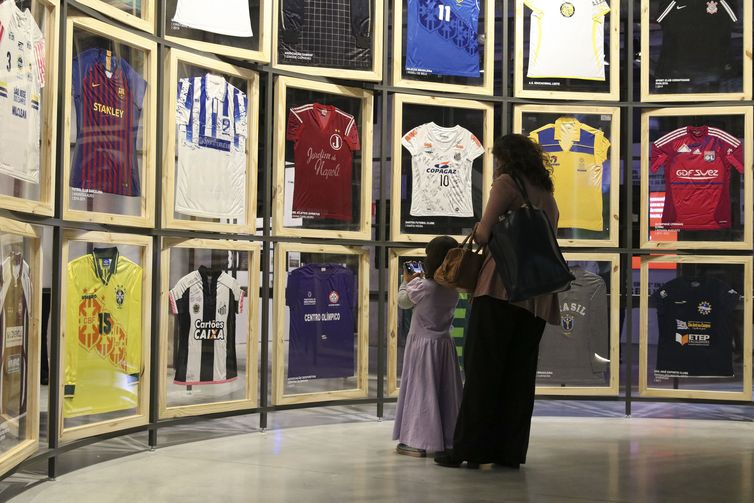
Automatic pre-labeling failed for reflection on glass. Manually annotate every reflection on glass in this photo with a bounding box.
[166,0,261,53]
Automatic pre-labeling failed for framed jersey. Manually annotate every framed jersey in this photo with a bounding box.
[62,17,157,228]
[0,217,41,478]
[162,49,259,235]
[73,0,155,34]
[273,76,373,240]
[272,242,369,406]
[514,104,620,247]
[165,0,271,64]
[158,238,260,419]
[535,253,620,397]
[514,0,620,100]
[640,107,753,249]
[272,0,383,81]
[638,255,752,401]
[58,231,152,442]
[391,93,493,243]
[392,0,495,95]
[0,0,58,216]
[640,0,752,102]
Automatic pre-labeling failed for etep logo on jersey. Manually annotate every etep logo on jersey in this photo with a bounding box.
[193,319,225,340]
[675,332,711,346]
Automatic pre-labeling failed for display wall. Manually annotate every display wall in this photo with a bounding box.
[1,0,753,484]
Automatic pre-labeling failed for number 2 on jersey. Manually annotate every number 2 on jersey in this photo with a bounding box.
[438,4,451,22]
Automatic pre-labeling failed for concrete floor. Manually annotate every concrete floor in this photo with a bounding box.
[7,416,754,503]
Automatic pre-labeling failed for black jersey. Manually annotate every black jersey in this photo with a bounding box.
[655,0,738,80]
[652,276,740,377]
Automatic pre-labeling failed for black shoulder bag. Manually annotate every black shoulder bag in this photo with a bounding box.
[487,174,574,302]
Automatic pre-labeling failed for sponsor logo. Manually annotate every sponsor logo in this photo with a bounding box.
[427,162,457,175]
[697,301,712,315]
[303,312,342,322]
[329,133,343,151]
[675,332,688,345]
[193,319,225,340]
[560,2,575,17]
[328,290,340,304]
[676,4,687,9]
[91,82,101,88]
[675,168,719,180]
[321,334,328,340]
[304,291,316,306]
[676,319,688,330]
[706,1,718,14]
[92,102,124,118]
[677,144,692,153]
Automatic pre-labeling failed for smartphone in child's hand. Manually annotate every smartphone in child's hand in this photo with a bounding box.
[404,261,423,275]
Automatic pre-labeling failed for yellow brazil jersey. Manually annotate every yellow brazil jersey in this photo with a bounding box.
[529,118,610,232]
[65,247,142,418]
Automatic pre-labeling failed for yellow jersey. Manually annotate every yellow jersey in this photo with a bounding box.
[64,247,142,418]
[529,118,610,232]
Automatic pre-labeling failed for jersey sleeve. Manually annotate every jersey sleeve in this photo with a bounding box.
[64,263,79,398]
[344,115,360,151]
[650,129,682,172]
[285,271,297,308]
[234,87,249,140]
[350,0,371,49]
[656,1,677,23]
[401,125,423,156]
[125,62,147,113]
[71,55,82,101]
[523,0,544,14]
[724,140,744,173]
[720,0,738,22]
[176,78,192,128]
[592,0,610,19]
[281,0,305,44]
[168,274,191,315]
[31,21,46,89]
[126,266,143,380]
[589,278,609,373]
[594,131,611,165]
[286,108,305,141]
[466,132,485,161]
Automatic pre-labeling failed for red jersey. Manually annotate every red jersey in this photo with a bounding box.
[71,49,146,196]
[286,103,360,221]
[651,126,743,230]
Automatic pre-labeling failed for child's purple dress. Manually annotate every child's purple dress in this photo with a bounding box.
[392,278,463,452]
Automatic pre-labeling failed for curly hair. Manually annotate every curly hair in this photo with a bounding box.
[492,134,554,193]
[423,235,459,281]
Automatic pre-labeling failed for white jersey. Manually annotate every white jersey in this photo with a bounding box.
[176,74,248,219]
[402,123,484,218]
[525,0,610,80]
[172,0,253,37]
[0,0,45,184]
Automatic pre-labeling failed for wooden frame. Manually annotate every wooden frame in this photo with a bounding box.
[165,1,271,64]
[74,0,155,34]
[535,253,621,396]
[514,0,620,101]
[0,0,59,216]
[62,17,158,228]
[640,0,752,102]
[272,242,369,406]
[640,106,753,250]
[390,93,494,243]
[161,49,260,235]
[58,231,152,442]
[386,247,425,398]
[392,0,495,95]
[271,0,383,81]
[273,76,373,240]
[0,218,42,477]
[638,255,753,401]
[158,239,260,419]
[513,104,621,247]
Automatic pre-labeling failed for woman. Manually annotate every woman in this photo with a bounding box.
[435,134,561,469]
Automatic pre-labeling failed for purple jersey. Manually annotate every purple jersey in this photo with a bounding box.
[70,49,146,196]
[285,264,356,380]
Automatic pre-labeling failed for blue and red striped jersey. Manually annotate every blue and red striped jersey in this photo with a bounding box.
[70,49,146,197]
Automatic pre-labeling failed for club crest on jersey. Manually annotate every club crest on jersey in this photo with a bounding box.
[560,2,575,17]
[192,303,200,314]
[115,287,125,307]
[454,152,462,161]
[328,290,340,305]
[219,304,227,315]
[697,301,712,315]
[117,87,126,98]
[706,1,718,14]
[704,151,716,162]
[561,314,575,334]
[330,133,343,151]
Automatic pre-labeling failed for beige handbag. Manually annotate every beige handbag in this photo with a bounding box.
[434,231,484,292]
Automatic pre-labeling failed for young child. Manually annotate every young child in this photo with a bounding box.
[393,236,463,457]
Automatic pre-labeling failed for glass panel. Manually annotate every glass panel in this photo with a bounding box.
[166,0,261,53]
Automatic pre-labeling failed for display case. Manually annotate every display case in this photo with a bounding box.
[0,0,59,216]
[58,230,151,441]
[161,49,259,234]
[273,76,373,240]
[638,254,752,401]
[272,0,383,81]
[640,106,753,249]
[640,0,752,102]
[272,242,369,405]
[158,239,260,419]
[0,217,42,477]
[62,16,157,228]
[392,0,495,95]
[535,253,620,396]
[514,104,620,247]
[165,0,270,63]
[75,0,154,34]
[391,93,493,243]
[514,0,620,100]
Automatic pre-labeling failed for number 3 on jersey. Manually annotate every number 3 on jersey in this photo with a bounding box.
[438,4,451,21]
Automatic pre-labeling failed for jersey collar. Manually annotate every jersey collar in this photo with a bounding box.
[554,117,584,151]
[91,247,119,286]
